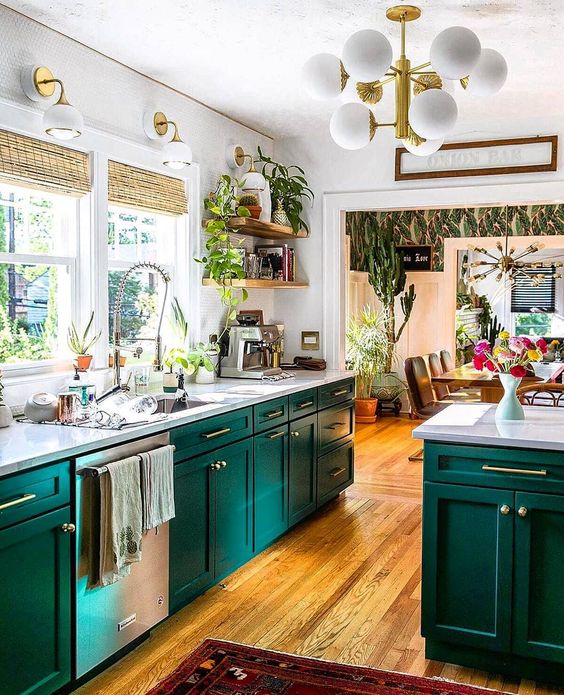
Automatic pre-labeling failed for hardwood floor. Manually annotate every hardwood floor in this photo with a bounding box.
[76,418,560,695]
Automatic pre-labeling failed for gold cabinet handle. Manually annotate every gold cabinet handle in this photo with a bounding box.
[291,431,300,438]
[61,522,76,533]
[0,492,36,512]
[219,461,227,469]
[202,427,231,439]
[330,467,347,478]
[500,504,511,516]
[267,431,285,440]
[297,400,314,409]
[265,410,284,419]
[518,506,528,518]
[331,388,348,397]
[210,462,221,471]
[482,465,547,477]
[326,422,344,430]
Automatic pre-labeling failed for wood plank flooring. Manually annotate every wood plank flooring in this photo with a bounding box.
[76,417,561,695]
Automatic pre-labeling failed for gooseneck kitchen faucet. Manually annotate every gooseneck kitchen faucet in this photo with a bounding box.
[112,261,170,389]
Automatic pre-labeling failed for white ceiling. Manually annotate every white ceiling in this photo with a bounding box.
[5,0,564,139]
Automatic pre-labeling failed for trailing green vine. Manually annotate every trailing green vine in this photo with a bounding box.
[196,175,250,338]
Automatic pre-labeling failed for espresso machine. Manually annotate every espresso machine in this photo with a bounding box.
[220,324,283,379]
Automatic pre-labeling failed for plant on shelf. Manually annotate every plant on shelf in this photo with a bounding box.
[163,298,190,392]
[197,175,251,338]
[67,311,101,371]
[238,193,262,220]
[346,306,389,423]
[186,342,220,384]
[0,368,13,428]
[256,146,313,234]
[367,222,416,378]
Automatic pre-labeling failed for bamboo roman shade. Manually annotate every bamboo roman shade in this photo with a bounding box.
[511,268,557,314]
[108,160,188,216]
[0,128,90,196]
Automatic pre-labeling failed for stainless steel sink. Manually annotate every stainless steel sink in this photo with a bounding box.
[154,394,214,414]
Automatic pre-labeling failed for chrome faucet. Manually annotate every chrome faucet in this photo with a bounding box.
[112,261,171,389]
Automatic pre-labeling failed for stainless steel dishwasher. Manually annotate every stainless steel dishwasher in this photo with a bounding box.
[75,432,170,678]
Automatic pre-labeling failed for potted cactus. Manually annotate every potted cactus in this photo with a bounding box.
[238,193,262,220]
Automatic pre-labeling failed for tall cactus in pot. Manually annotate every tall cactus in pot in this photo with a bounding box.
[367,221,416,373]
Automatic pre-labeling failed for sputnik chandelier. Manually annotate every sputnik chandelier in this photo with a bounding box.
[301,5,508,155]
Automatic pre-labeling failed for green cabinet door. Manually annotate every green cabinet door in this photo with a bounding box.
[422,482,513,652]
[170,453,215,611]
[289,414,318,526]
[0,506,71,695]
[215,439,253,579]
[254,428,289,552]
[513,491,564,663]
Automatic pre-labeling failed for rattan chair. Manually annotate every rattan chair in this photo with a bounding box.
[517,383,564,407]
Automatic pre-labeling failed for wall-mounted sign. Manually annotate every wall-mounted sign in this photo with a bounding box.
[396,244,433,271]
[395,135,558,181]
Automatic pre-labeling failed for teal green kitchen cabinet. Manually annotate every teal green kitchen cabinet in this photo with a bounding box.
[254,427,288,552]
[170,438,253,610]
[289,413,318,526]
[0,505,71,695]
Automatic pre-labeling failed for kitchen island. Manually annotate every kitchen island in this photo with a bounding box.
[414,403,564,685]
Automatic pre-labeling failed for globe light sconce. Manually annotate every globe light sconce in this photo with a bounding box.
[225,145,266,191]
[143,111,192,170]
[21,65,83,140]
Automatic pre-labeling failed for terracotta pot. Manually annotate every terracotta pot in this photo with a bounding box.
[108,354,127,368]
[75,354,93,371]
[247,205,262,220]
[354,397,378,424]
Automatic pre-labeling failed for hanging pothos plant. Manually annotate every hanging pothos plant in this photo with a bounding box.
[196,175,250,337]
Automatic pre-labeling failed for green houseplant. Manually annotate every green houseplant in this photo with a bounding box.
[346,306,388,423]
[186,342,219,384]
[163,298,190,392]
[67,311,101,371]
[256,146,313,234]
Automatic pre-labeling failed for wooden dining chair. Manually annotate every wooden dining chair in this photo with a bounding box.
[440,349,455,372]
[428,352,481,403]
[517,383,564,407]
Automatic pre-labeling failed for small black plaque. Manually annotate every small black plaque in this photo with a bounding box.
[396,244,433,271]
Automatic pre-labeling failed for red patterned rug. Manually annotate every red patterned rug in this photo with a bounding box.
[147,639,505,694]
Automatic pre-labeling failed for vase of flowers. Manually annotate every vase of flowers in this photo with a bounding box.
[472,331,548,422]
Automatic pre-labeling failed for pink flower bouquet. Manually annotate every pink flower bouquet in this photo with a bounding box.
[472,331,547,378]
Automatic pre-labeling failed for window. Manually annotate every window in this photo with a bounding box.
[0,183,77,365]
[512,267,559,338]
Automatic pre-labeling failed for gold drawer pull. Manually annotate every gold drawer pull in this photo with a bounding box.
[330,467,347,478]
[202,427,231,439]
[265,410,284,419]
[331,389,348,397]
[297,401,314,409]
[482,465,547,477]
[0,492,37,512]
[267,431,285,440]
[326,422,345,430]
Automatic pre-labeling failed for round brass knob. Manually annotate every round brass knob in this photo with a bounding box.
[210,463,220,471]
[220,461,227,468]
[518,506,528,518]
[500,504,511,516]
[291,431,300,438]
[61,522,76,533]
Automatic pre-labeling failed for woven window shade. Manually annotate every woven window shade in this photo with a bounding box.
[108,160,188,216]
[0,128,90,196]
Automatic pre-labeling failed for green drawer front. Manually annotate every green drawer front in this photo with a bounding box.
[0,461,70,530]
[289,389,318,420]
[424,442,564,494]
[317,440,354,506]
[318,402,354,456]
[254,397,289,434]
[318,377,355,410]
[171,407,253,460]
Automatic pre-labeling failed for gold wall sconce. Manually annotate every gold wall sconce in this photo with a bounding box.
[225,144,266,191]
[21,65,83,140]
[143,111,192,170]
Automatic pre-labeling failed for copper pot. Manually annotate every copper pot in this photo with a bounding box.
[354,397,378,424]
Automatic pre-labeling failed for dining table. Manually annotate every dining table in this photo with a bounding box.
[431,361,564,403]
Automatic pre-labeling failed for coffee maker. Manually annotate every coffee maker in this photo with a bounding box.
[220,324,283,379]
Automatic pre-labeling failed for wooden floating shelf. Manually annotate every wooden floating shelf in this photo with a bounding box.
[202,217,308,240]
[202,278,309,289]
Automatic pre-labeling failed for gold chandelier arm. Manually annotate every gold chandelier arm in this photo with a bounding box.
[409,61,432,74]
[409,75,430,88]
[379,74,398,87]
[410,71,440,76]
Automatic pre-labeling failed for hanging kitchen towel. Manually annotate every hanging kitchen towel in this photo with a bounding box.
[140,445,175,531]
[99,455,143,586]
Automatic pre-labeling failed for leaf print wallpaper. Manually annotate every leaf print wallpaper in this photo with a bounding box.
[346,205,564,272]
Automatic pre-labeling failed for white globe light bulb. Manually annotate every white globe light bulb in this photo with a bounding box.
[301,53,344,100]
[402,137,444,156]
[330,102,374,150]
[162,138,192,170]
[342,29,393,82]
[43,102,83,140]
[409,89,458,140]
[465,48,508,96]
[430,26,481,80]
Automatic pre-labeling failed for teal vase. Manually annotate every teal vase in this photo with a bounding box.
[495,373,525,422]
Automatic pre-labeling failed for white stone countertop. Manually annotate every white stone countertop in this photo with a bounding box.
[413,402,564,452]
[0,371,354,478]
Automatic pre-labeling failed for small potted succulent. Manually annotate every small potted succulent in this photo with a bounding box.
[186,342,220,384]
[163,298,189,392]
[238,193,262,220]
[68,311,101,371]
[0,369,13,428]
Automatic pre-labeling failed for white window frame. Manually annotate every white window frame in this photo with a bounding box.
[0,100,200,383]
